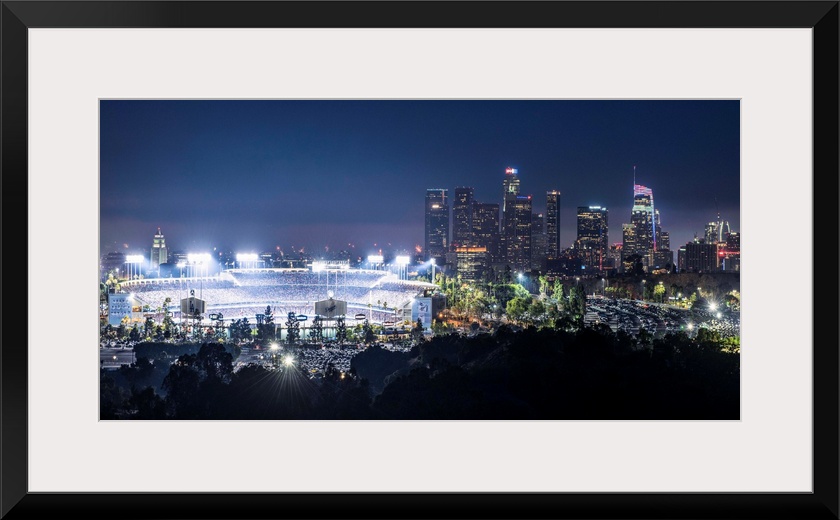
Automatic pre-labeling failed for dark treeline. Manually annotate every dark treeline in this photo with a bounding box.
[101,326,739,420]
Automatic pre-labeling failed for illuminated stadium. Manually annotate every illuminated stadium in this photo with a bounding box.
[120,267,437,327]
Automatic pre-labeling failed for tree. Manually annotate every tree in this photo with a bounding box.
[143,316,155,339]
[566,285,586,323]
[538,275,550,298]
[258,305,276,342]
[129,324,140,342]
[506,297,530,324]
[309,316,324,342]
[552,279,565,303]
[230,317,251,343]
[411,318,425,343]
[528,299,547,326]
[285,312,300,344]
[162,297,174,338]
[362,319,375,345]
[653,282,666,303]
[335,316,348,344]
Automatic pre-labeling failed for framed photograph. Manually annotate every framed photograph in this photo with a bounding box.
[3,1,836,518]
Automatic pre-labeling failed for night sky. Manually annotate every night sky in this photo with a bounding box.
[100,100,739,258]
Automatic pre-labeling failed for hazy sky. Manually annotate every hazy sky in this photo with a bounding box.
[100,100,739,257]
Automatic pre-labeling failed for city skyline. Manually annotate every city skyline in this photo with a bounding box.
[100,100,739,257]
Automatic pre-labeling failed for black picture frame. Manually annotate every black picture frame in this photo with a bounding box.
[1,1,837,519]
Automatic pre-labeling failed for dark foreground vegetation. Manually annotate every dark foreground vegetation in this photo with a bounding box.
[101,325,739,420]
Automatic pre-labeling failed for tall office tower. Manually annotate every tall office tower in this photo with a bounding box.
[677,245,687,272]
[530,212,547,271]
[151,227,168,273]
[705,215,731,244]
[628,184,656,255]
[424,189,449,262]
[503,195,533,271]
[654,210,662,250]
[452,187,475,248]
[621,223,637,262]
[576,206,609,272]
[545,190,561,259]
[455,246,489,282]
[502,167,521,215]
[725,231,740,251]
[606,243,623,271]
[658,231,670,251]
[472,202,500,262]
[685,239,720,273]
[720,231,741,272]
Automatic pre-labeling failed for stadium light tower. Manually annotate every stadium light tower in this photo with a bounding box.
[125,254,144,280]
[236,252,258,269]
[367,255,384,271]
[395,255,410,280]
[187,253,212,277]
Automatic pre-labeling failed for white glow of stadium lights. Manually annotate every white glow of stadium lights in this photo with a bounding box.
[394,256,410,280]
[187,253,212,263]
[687,323,694,330]
[312,261,325,273]
[282,355,294,367]
[187,253,212,277]
[124,255,144,280]
[236,252,258,268]
[269,343,279,351]
[708,302,717,311]
[716,312,722,319]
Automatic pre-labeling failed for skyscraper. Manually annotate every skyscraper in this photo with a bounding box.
[455,246,489,282]
[627,184,656,255]
[502,167,520,215]
[705,214,731,244]
[504,195,532,271]
[531,212,546,271]
[424,189,449,262]
[151,227,168,273]
[576,206,609,272]
[545,190,561,259]
[452,187,475,248]
[472,202,500,262]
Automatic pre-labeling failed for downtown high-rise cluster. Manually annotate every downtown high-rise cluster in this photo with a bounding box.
[425,167,739,282]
